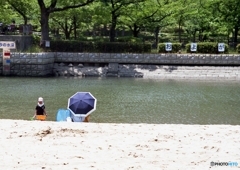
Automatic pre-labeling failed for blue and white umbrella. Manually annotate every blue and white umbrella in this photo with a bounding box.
[67,92,97,117]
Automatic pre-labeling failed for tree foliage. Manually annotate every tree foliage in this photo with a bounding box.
[0,0,239,47]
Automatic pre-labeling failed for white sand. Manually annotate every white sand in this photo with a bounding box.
[0,119,239,170]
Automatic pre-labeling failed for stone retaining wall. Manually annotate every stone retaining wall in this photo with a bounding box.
[0,52,54,76]
[52,63,240,80]
[118,65,240,79]
[0,52,240,78]
[54,53,240,65]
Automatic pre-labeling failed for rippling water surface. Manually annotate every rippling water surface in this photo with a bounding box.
[0,77,239,124]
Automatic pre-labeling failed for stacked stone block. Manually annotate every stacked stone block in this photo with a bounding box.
[0,52,240,78]
[54,53,240,65]
[0,52,54,76]
[53,63,107,77]
[118,65,240,80]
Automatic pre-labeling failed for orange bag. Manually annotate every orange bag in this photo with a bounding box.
[36,115,46,121]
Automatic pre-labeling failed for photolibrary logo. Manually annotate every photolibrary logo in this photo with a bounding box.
[210,161,238,167]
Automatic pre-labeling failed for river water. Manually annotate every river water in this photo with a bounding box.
[0,77,239,125]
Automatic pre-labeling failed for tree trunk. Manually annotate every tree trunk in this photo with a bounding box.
[40,9,50,47]
[198,33,201,42]
[233,26,239,48]
[132,23,140,37]
[227,29,230,45]
[102,24,108,36]
[199,29,203,42]
[178,19,182,43]
[154,26,160,49]
[37,0,95,45]
[64,18,71,39]
[121,28,125,36]
[24,16,28,25]
[193,31,196,42]
[73,16,77,40]
[178,25,182,43]
[65,32,71,39]
[110,14,117,42]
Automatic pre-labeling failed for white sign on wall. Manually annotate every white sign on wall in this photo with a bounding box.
[0,41,16,49]
[165,42,172,51]
[218,43,225,52]
[190,43,197,52]
[1,41,15,75]
[45,41,50,47]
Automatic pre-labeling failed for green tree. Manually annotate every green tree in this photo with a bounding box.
[6,0,36,25]
[0,4,15,23]
[173,0,196,42]
[91,1,111,37]
[101,0,146,42]
[120,0,157,38]
[146,0,175,46]
[0,2,21,33]
[51,9,80,40]
[211,0,240,47]
[37,0,94,46]
[182,0,216,42]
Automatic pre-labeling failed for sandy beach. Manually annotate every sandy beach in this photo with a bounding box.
[0,119,239,170]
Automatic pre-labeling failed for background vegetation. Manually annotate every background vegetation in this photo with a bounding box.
[0,0,240,53]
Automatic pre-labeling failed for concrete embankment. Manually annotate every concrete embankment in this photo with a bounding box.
[53,63,240,80]
[0,52,239,79]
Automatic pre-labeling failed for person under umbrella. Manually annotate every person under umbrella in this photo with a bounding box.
[68,92,97,123]
[32,97,47,121]
[71,114,90,122]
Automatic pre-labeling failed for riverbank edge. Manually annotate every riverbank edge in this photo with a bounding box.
[0,52,240,78]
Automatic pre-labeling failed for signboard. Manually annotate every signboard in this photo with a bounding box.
[0,41,16,49]
[165,42,172,51]
[1,41,15,76]
[218,43,225,52]
[190,43,197,52]
[3,49,11,75]
[45,41,50,47]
